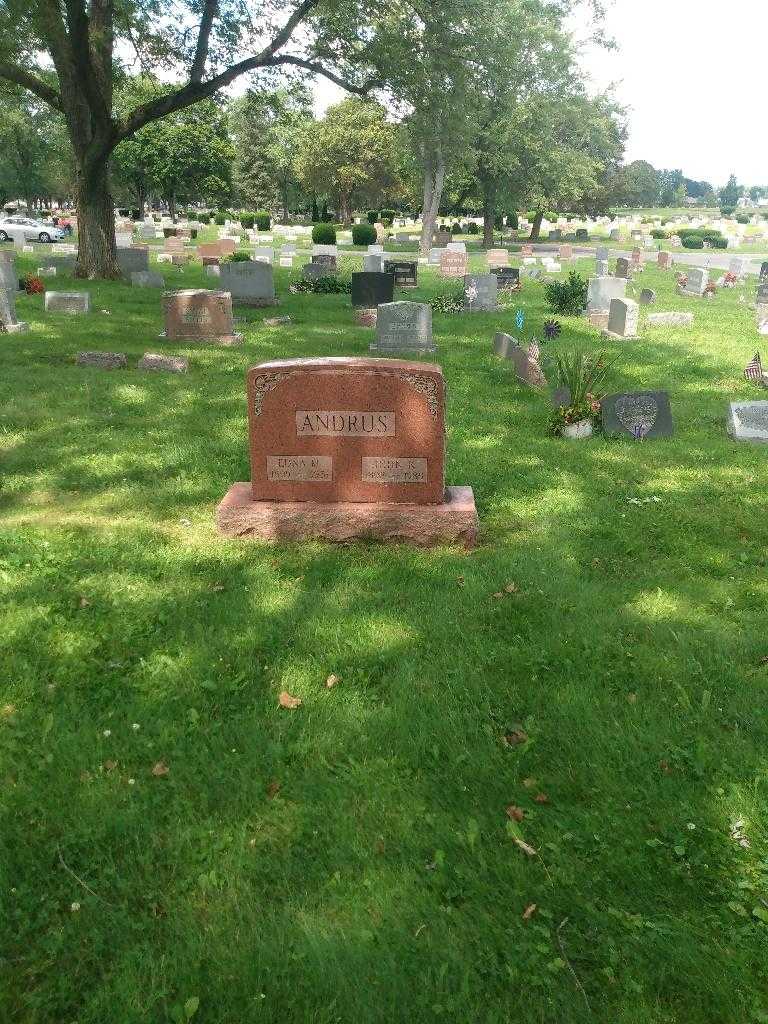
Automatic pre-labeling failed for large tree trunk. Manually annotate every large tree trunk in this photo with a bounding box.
[338,192,352,226]
[529,210,545,243]
[419,145,446,257]
[75,157,119,279]
[482,176,496,248]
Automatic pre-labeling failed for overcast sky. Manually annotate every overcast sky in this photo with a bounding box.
[312,0,767,188]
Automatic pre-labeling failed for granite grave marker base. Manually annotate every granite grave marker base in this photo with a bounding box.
[215,483,479,548]
[646,312,694,328]
[601,391,674,439]
[76,351,127,369]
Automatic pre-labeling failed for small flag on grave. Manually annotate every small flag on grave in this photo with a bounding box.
[744,352,763,382]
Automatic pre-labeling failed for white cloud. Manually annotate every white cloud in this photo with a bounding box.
[572,0,768,186]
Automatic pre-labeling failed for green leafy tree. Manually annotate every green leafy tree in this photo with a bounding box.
[295,98,400,224]
[608,160,660,208]
[0,84,74,209]
[720,174,742,208]
[229,84,313,219]
[0,1,380,276]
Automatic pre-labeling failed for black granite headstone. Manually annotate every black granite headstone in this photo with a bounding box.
[491,267,520,290]
[351,271,395,309]
[600,390,674,439]
[760,262,768,283]
[384,260,418,287]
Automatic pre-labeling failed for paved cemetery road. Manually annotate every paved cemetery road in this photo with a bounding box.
[527,244,768,273]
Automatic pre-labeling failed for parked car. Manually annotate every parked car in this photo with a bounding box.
[0,216,66,243]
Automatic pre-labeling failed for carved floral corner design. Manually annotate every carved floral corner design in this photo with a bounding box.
[251,373,290,418]
[398,373,441,419]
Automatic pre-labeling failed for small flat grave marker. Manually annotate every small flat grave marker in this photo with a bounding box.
[601,391,674,439]
[162,289,241,345]
[45,291,89,314]
[384,260,417,288]
[727,402,768,443]
[76,351,127,369]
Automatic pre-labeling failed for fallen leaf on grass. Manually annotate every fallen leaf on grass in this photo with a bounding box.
[456,576,465,588]
[627,692,638,703]
[514,837,538,857]
[104,760,118,772]
[504,582,519,594]
[506,805,525,822]
[1,704,15,719]
[503,729,528,746]
[151,761,169,777]
[78,596,90,609]
[266,780,281,798]
[279,691,302,710]
[659,759,672,775]
[325,674,340,689]
[211,583,225,592]
[534,793,549,804]
[759,655,768,666]
[522,777,537,788]
[492,592,504,599]
[522,903,538,920]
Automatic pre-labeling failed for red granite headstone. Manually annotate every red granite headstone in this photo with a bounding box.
[162,289,241,345]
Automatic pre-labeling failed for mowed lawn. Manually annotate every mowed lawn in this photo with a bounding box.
[2,249,768,1024]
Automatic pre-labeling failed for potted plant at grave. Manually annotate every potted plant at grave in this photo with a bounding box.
[547,349,613,440]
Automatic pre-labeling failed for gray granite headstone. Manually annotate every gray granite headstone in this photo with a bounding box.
[756,283,768,305]
[302,262,336,281]
[615,257,630,279]
[587,276,627,313]
[576,229,589,242]
[727,401,768,443]
[493,334,547,388]
[364,254,384,272]
[596,246,609,261]
[601,391,674,439]
[760,262,768,283]
[351,271,395,308]
[372,301,434,354]
[596,259,609,277]
[463,274,498,311]
[0,253,19,293]
[312,254,337,270]
[219,260,276,306]
[640,288,656,305]
[131,270,164,288]
[605,298,639,338]
[0,281,27,331]
[549,229,562,241]
[116,247,149,276]
[45,291,90,314]
[682,268,708,297]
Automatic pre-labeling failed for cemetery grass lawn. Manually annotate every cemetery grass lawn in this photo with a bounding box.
[3,253,768,1024]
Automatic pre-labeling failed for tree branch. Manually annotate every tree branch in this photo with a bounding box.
[190,0,219,84]
[0,61,63,111]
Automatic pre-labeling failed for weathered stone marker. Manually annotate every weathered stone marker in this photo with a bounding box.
[219,260,276,307]
[601,391,674,439]
[372,302,435,355]
[45,291,90,314]
[215,357,478,546]
[162,289,242,345]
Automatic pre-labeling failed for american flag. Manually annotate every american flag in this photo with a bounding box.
[745,352,763,382]
[527,339,541,364]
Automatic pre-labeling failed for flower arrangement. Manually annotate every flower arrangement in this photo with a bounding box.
[24,274,45,295]
[704,282,717,298]
[546,349,614,438]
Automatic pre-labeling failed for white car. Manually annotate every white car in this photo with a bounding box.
[0,216,66,243]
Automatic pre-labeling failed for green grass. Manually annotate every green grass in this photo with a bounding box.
[2,249,768,1024]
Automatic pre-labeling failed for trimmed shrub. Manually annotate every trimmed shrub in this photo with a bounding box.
[720,206,736,217]
[650,229,668,239]
[366,210,379,224]
[736,214,749,224]
[470,222,481,234]
[240,213,256,229]
[255,210,271,230]
[214,213,226,226]
[223,251,252,262]
[681,236,704,249]
[544,271,588,315]
[292,275,351,295]
[352,223,377,246]
[380,209,395,226]
[508,212,519,230]
[312,222,337,244]
[450,222,461,235]
[710,237,728,249]
[197,212,210,224]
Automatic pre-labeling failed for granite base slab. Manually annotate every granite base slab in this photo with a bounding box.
[215,483,479,547]
[601,329,639,341]
[159,332,243,347]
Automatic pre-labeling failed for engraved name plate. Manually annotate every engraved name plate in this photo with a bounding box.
[361,457,427,483]
[296,411,395,437]
[267,455,333,481]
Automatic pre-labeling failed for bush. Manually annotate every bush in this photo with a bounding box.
[544,271,588,315]
[650,229,668,239]
[736,214,749,224]
[352,223,377,246]
[710,237,728,249]
[131,209,142,220]
[720,206,736,217]
[312,222,337,244]
[508,213,519,230]
[197,212,210,224]
[367,210,379,224]
[240,213,255,229]
[546,349,614,436]
[223,251,252,262]
[380,209,395,222]
[469,222,480,234]
[291,275,351,295]
[214,213,226,226]
[681,236,704,249]
[450,222,461,235]
[255,210,271,231]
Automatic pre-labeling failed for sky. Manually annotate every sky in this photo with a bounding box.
[312,0,767,188]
